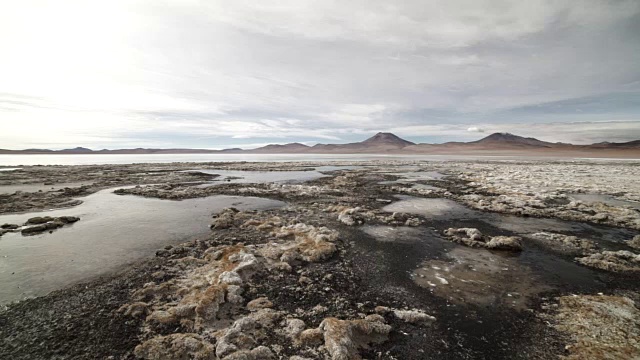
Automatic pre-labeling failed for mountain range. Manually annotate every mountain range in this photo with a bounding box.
[1,132,639,156]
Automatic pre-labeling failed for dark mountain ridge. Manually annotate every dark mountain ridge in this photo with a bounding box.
[1,132,639,155]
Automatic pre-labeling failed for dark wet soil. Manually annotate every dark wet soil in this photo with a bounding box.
[0,259,162,360]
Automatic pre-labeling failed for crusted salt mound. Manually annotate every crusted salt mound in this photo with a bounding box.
[324,205,374,226]
[444,228,523,251]
[124,244,263,331]
[20,215,80,235]
[375,306,436,325]
[553,295,640,359]
[485,236,523,251]
[576,250,640,272]
[256,223,339,265]
[628,235,640,250]
[455,163,640,230]
[214,308,283,358]
[134,333,216,360]
[211,207,241,229]
[318,315,391,360]
[528,232,597,255]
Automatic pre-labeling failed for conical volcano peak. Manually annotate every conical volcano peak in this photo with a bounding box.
[361,132,415,146]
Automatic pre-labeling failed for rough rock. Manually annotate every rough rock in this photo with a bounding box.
[392,309,436,325]
[214,309,284,358]
[553,295,640,359]
[19,215,80,235]
[21,221,64,235]
[485,236,523,251]
[211,208,240,229]
[247,297,273,312]
[628,235,640,250]
[134,333,216,360]
[259,223,339,265]
[576,250,640,272]
[528,232,597,255]
[444,228,523,251]
[26,216,55,225]
[404,218,422,227]
[318,315,391,360]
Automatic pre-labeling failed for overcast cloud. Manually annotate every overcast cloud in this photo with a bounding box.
[1,0,639,149]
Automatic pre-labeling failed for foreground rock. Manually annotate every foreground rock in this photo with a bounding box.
[551,295,640,359]
[119,210,418,359]
[443,228,523,251]
[576,250,640,272]
[527,232,597,256]
[628,235,640,250]
[20,216,80,235]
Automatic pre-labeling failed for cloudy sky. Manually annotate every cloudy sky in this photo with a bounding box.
[1,0,639,149]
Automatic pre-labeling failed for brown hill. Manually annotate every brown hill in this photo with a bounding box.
[1,132,639,157]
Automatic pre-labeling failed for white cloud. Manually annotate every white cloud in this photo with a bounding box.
[467,126,485,133]
[0,1,639,149]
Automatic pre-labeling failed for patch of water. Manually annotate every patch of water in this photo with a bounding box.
[311,165,362,172]
[389,171,447,182]
[0,181,94,194]
[0,189,285,304]
[413,247,552,310]
[0,168,21,172]
[361,225,427,243]
[360,222,604,311]
[570,193,640,210]
[383,196,637,244]
[383,196,477,218]
[188,169,327,186]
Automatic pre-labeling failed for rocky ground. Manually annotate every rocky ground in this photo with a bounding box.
[1,160,639,359]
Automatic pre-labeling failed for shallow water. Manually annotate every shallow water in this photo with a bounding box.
[360,223,603,311]
[383,195,637,244]
[190,169,328,185]
[570,193,640,210]
[2,154,636,166]
[0,181,94,194]
[0,189,285,304]
[385,171,447,183]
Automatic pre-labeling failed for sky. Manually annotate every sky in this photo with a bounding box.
[1,0,640,150]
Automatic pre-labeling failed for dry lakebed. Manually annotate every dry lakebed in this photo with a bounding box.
[0,159,639,359]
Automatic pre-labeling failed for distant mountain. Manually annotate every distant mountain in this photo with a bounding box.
[61,147,93,153]
[470,132,553,148]
[252,143,310,153]
[361,132,415,147]
[1,132,639,156]
[306,132,416,153]
[587,140,640,149]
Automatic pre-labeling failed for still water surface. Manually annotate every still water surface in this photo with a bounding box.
[0,189,284,304]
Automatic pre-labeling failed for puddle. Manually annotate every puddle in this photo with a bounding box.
[359,223,604,311]
[0,189,285,304]
[411,184,441,191]
[389,171,447,182]
[362,225,427,243]
[0,168,21,172]
[0,181,94,194]
[383,196,637,245]
[413,247,551,310]
[570,193,640,210]
[311,165,362,172]
[188,169,328,186]
[383,196,477,218]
